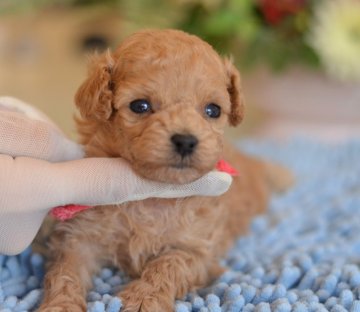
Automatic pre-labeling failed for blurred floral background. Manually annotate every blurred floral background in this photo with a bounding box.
[0,0,359,141]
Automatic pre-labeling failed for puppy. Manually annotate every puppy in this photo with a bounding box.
[38,29,290,312]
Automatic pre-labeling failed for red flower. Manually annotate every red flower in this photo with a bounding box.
[258,0,307,25]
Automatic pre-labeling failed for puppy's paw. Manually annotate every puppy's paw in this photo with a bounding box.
[119,280,173,312]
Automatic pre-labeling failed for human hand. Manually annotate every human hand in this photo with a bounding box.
[0,155,231,255]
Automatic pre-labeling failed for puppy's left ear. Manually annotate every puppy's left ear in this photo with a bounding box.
[224,58,245,126]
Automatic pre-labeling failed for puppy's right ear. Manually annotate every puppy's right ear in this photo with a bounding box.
[75,51,115,120]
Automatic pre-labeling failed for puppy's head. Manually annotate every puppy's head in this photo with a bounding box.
[75,29,244,184]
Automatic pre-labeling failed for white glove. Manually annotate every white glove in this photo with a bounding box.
[0,97,232,255]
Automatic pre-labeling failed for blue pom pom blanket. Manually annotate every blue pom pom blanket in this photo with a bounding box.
[1,139,360,312]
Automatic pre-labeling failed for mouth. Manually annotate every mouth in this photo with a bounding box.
[130,145,218,182]
[170,163,192,169]
[169,157,195,170]
[171,165,189,170]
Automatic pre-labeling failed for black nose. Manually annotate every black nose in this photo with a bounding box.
[171,134,198,157]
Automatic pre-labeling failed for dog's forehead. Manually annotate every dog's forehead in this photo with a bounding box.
[113,30,227,81]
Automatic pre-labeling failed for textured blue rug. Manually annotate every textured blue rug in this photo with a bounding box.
[1,139,360,312]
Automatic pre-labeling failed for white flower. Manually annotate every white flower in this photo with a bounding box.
[309,0,360,81]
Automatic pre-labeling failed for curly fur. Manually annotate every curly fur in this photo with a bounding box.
[38,29,290,312]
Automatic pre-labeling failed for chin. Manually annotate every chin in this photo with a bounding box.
[133,162,213,184]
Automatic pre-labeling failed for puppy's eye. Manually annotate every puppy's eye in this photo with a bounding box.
[129,99,152,114]
[205,103,221,118]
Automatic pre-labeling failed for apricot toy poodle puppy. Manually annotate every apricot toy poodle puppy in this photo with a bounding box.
[38,29,290,312]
